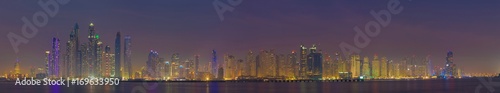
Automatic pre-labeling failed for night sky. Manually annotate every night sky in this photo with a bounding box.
[1,0,499,74]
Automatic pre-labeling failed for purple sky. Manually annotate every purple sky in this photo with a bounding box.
[1,0,499,74]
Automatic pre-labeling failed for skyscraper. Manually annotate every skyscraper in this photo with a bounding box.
[96,38,103,77]
[380,57,388,78]
[298,45,307,78]
[236,59,245,77]
[223,54,236,79]
[171,53,180,78]
[49,37,60,78]
[334,52,345,78]
[103,46,112,77]
[14,58,20,74]
[322,53,332,79]
[63,23,79,78]
[444,51,454,78]
[147,50,160,79]
[362,56,370,78]
[88,23,99,77]
[115,32,121,78]
[194,55,199,78]
[123,35,132,79]
[288,51,298,77]
[307,45,322,79]
[349,54,360,78]
[260,50,278,77]
[45,51,50,76]
[372,54,380,78]
[246,50,256,77]
[212,50,218,78]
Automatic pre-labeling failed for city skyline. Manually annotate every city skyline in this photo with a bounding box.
[1,0,500,75]
[0,26,479,79]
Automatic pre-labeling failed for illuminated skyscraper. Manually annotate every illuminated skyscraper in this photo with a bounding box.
[380,57,388,78]
[362,56,370,78]
[115,32,121,78]
[164,60,171,78]
[45,51,50,76]
[123,35,132,79]
[307,45,322,79]
[390,62,400,78]
[426,56,432,77]
[194,55,199,77]
[298,45,308,78]
[171,53,180,78]
[103,46,112,77]
[444,51,455,78]
[49,37,60,78]
[322,53,333,79]
[372,54,380,78]
[400,57,408,77]
[96,39,103,77]
[287,51,298,77]
[246,50,256,77]
[257,50,277,77]
[81,44,90,77]
[147,50,160,79]
[212,50,218,78]
[349,54,360,78]
[236,59,245,77]
[224,54,236,79]
[64,23,79,78]
[334,52,345,78]
[88,23,99,77]
[277,54,286,77]
[14,58,20,74]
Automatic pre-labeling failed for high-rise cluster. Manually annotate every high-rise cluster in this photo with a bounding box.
[36,23,133,80]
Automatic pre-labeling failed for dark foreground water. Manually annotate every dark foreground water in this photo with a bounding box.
[1,78,498,93]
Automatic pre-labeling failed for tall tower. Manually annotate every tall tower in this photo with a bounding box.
[224,54,236,79]
[212,50,218,78]
[88,23,99,77]
[194,55,199,77]
[114,32,122,79]
[147,50,159,79]
[124,35,132,79]
[445,51,454,78]
[246,50,256,77]
[299,45,308,78]
[65,23,79,78]
[103,45,112,77]
[49,37,60,78]
[349,54,360,78]
[45,51,50,75]
[96,35,103,77]
[171,53,180,78]
[288,51,298,77]
[372,54,380,78]
[334,52,345,78]
[362,56,370,78]
[307,44,322,79]
[380,57,388,78]
[14,58,20,74]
